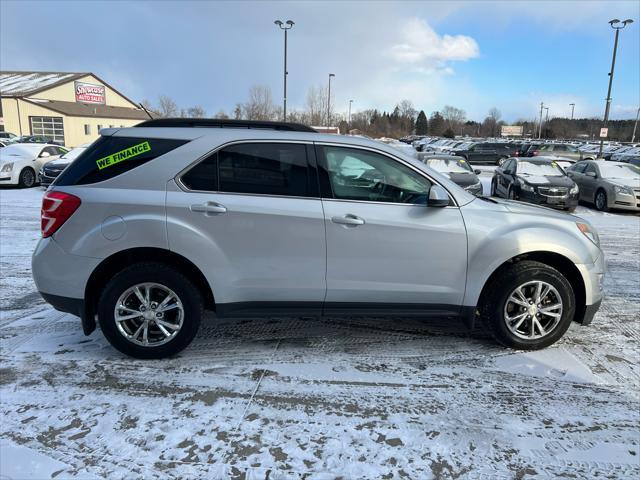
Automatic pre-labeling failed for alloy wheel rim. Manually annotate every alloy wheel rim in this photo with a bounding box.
[114,282,184,347]
[23,170,35,187]
[596,192,605,210]
[503,280,563,340]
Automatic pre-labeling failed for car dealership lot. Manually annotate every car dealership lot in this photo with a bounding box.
[1,186,639,478]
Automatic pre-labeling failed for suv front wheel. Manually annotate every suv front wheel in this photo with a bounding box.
[98,262,203,358]
[480,260,575,350]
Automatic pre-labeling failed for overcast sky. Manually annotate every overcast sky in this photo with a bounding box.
[1,0,638,122]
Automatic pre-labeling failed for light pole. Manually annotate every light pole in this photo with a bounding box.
[348,99,353,127]
[569,103,575,120]
[327,73,335,127]
[274,20,294,121]
[538,102,545,139]
[632,106,640,143]
[598,18,634,158]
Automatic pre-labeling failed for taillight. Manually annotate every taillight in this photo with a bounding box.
[532,150,539,156]
[41,191,81,238]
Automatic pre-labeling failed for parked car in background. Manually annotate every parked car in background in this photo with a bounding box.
[567,160,640,212]
[0,132,18,143]
[32,118,604,358]
[610,146,640,164]
[39,143,90,188]
[0,140,7,148]
[420,155,483,195]
[0,143,68,187]
[529,143,594,162]
[454,142,520,164]
[13,135,64,146]
[491,157,579,211]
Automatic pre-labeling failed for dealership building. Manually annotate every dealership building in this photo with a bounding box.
[0,71,151,147]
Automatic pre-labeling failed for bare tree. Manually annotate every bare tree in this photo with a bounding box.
[214,110,229,119]
[305,85,329,126]
[488,107,501,122]
[186,106,206,118]
[442,105,466,128]
[158,95,179,118]
[242,85,276,120]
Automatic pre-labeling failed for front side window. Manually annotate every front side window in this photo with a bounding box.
[320,146,432,204]
[570,162,587,173]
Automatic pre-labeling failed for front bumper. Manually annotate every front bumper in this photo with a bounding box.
[519,190,579,210]
[575,250,606,325]
[0,170,19,185]
[611,191,640,212]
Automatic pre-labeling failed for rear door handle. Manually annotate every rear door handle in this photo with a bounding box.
[331,214,365,226]
[190,202,227,215]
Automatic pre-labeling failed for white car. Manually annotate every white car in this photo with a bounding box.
[0,143,68,187]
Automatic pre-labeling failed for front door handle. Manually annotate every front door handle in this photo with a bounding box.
[190,202,227,215]
[331,214,365,226]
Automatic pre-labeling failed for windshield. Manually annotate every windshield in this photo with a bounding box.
[598,163,640,179]
[518,161,565,176]
[426,158,473,173]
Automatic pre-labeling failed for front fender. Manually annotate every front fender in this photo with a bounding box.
[461,201,599,307]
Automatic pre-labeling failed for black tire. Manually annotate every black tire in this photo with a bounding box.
[490,178,497,197]
[479,260,575,350]
[98,262,203,359]
[508,186,517,200]
[594,189,609,212]
[18,168,36,188]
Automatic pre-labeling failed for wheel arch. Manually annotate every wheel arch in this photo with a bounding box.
[476,251,586,326]
[82,247,215,335]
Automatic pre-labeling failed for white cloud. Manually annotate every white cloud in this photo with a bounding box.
[387,18,479,67]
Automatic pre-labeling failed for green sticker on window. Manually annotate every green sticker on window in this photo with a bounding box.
[96,141,151,170]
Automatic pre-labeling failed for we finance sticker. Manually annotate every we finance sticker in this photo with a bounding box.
[96,141,151,170]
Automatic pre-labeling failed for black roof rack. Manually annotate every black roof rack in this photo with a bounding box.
[135,118,317,133]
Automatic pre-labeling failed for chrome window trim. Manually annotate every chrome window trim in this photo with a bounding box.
[175,138,460,208]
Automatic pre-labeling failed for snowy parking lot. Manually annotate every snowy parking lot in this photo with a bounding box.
[1,178,639,479]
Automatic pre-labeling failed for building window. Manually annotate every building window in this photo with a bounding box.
[30,116,64,144]
[84,124,91,135]
[109,125,115,128]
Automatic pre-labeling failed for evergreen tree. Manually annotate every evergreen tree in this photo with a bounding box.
[429,111,446,136]
[415,110,428,135]
[443,127,455,139]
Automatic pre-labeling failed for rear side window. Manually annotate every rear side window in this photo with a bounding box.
[182,143,312,197]
[55,136,187,186]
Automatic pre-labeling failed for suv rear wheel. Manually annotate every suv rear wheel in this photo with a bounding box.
[480,260,575,350]
[18,168,36,188]
[98,262,203,358]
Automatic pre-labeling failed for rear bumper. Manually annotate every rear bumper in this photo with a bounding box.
[40,292,83,317]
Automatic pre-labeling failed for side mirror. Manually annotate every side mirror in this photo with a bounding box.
[428,185,450,207]
[474,169,481,175]
[39,151,51,158]
[585,171,597,178]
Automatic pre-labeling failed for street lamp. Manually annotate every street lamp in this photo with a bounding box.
[327,73,335,127]
[274,19,294,121]
[348,99,353,127]
[632,106,640,143]
[569,103,575,120]
[598,18,634,158]
[538,102,545,139]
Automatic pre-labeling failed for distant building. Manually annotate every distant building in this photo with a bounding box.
[312,126,340,134]
[0,71,151,146]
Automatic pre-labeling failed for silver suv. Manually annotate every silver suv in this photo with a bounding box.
[32,119,605,358]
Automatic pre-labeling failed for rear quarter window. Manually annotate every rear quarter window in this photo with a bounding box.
[55,136,188,186]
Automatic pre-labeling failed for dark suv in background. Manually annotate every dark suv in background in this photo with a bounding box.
[453,142,521,164]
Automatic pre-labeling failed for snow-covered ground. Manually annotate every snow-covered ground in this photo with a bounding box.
[1,185,639,479]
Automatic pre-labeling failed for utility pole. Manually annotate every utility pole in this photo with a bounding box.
[632,106,640,143]
[274,20,294,121]
[327,73,335,127]
[598,18,633,158]
[538,102,544,139]
[348,99,353,127]
[569,103,575,120]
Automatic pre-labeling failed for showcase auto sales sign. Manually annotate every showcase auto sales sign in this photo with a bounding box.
[75,81,105,104]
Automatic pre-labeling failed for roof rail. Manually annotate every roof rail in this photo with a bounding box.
[135,118,317,133]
